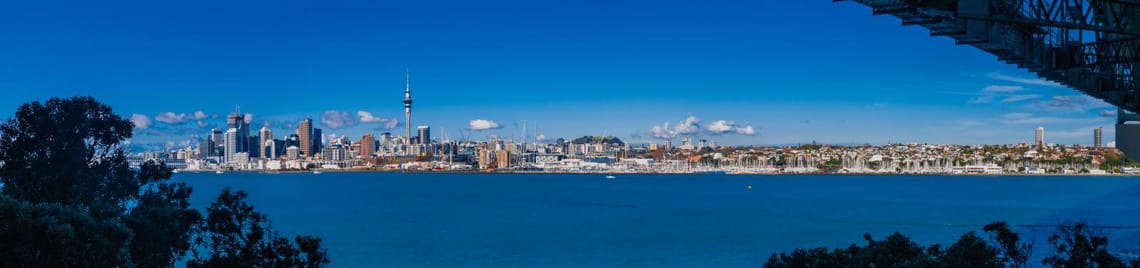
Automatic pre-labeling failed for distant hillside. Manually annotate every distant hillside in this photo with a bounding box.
[570,136,624,145]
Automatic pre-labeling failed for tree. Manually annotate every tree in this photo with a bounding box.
[190,188,329,268]
[0,96,137,208]
[1042,222,1124,267]
[983,221,1032,268]
[0,194,134,267]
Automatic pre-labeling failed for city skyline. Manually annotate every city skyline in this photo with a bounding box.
[0,0,1118,150]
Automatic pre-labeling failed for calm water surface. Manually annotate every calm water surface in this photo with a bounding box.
[177,173,1140,267]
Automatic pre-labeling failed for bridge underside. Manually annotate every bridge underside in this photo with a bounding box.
[839,0,1140,160]
[837,0,1138,112]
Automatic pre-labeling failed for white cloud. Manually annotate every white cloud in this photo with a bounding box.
[535,134,549,142]
[155,112,189,124]
[320,110,357,130]
[674,115,700,135]
[1100,109,1116,117]
[1033,95,1113,113]
[469,119,501,131]
[244,113,254,124]
[982,85,1025,93]
[987,72,1064,87]
[999,94,1040,103]
[650,115,757,138]
[190,111,208,120]
[197,120,209,128]
[704,120,736,134]
[736,124,756,136]
[357,111,400,129]
[131,114,152,129]
[650,121,673,138]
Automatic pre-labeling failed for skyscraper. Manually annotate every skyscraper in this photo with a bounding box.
[298,118,312,157]
[226,111,246,154]
[259,125,273,159]
[403,70,413,146]
[313,128,323,154]
[361,133,376,158]
[417,125,430,145]
[1035,127,1045,148]
[1094,126,1103,148]
[224,128,238,163]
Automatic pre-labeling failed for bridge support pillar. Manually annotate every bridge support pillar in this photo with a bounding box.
[1116,109,1140,161]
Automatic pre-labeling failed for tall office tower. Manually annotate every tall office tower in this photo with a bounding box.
[664,139,673,151]
[361,133,376,158]
[298,118,312,157]
[260,125,273,159]
[1035,127,1045,148]
[198,140,215,157]
[226,111,246,154]
[403,70,413,146]
[1094,126,1103,147]
[313,128,323,154]
[418,126,430,145]
[224,128,238,163]
[241,115,251,153]
[210,128,223,155]
[263,139,277,159]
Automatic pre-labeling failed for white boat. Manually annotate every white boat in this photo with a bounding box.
[215,170,224,174]
[605,175,616,179]
[313,170,322,175]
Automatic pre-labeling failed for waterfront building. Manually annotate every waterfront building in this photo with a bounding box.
[259,125,273,159]
[1095,127,1103,148]
[418,126,430,145]
[286,145,300,160]
[263,139,277,160]
[313,128,323,154]
[361,133,376,158]
[198,140,215,158]
[210,128,223,155]
[226,111,248,154]
[1036,127,1045,148]
[496,150,511,169]
[298,118,312,157]
[224,128,238,163]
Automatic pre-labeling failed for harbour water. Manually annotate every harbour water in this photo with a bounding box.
[178,173,1140,267]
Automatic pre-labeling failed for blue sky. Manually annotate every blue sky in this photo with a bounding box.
[0,0,1117,150]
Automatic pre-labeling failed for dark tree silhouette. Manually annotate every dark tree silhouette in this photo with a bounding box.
[1042,222,1124,267]
[983,221,1032,268]
[189,188,329,268]
[0,96,328,267]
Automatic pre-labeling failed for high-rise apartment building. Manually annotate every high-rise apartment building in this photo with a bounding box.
[417,126,430,145]
[259,125,273,159]
[1035,127,1045,148]
[361,133,375,158]
[298,118,312,157]
[1094,126,1103,148]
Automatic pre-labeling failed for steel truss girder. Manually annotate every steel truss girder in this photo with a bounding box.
[837,0,1140,112]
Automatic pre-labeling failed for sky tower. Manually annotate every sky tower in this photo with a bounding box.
[403,70,413,145]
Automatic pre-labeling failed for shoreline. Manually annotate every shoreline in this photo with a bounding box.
[176,169,1140,177]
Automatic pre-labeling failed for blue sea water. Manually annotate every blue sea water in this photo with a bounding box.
[178,173,1140,267]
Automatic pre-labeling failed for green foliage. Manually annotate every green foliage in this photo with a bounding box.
[0,96,329,267]
[0,96,137,207]
[0,194,134,267]
[189,188,330,268]
[570,135,624,145]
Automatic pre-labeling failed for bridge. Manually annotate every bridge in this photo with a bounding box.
[836,0,1140,159]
